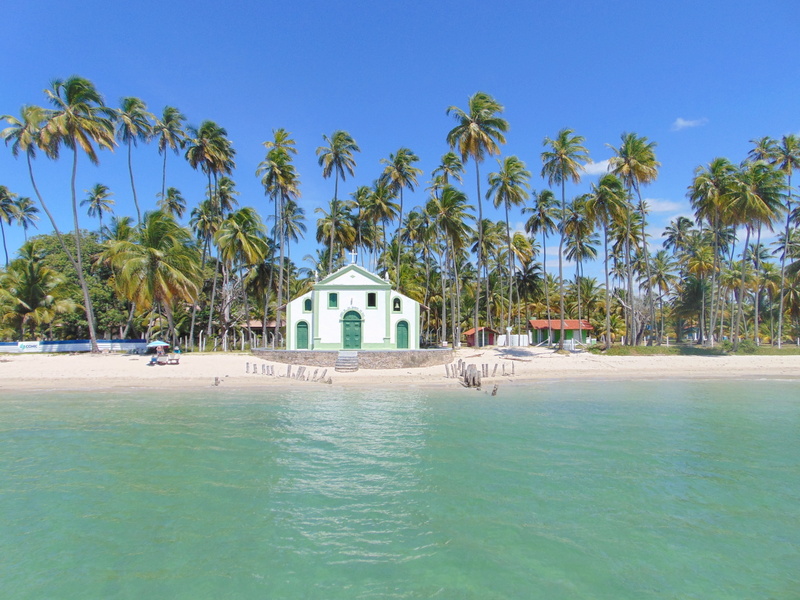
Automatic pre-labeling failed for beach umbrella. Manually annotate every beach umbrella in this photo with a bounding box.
[146,340,170,348]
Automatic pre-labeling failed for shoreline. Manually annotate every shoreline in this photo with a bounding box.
[2,347,799,393]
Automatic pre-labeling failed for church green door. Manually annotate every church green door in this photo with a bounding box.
[342,311,362,349]
[396,321,409,349]
[296,321,309,349]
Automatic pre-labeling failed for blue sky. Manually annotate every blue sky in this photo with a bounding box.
[2,0,799,275]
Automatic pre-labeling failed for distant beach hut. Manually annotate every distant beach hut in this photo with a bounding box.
[463,327,500,347]
[528,319,593,346]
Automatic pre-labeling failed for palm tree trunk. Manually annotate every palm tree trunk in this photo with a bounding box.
[474,163,482,346]
[754,226,763,344]
[128,141,141,225]
[69,147,100,352]
[161,150,168,201]
[777,174,792,349]
[121,303,136,339]
[733,227,752,351]
[558,180,566,350]
[541,230,553,345]
[505,203,513,343]
[0,220,8,267]
[625,211,635,345]
[275,196,286,349]
[396,188,404,290]
[604,224,612,350]
[206,251,220,337]
[634,186,657,345]
[440,243,447,344]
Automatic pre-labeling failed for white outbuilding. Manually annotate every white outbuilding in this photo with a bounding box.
[284,263,421,351]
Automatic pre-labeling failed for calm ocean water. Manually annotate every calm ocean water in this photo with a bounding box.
[1,380,799,599]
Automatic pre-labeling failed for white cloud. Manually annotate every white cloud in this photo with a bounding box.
[671,117,708,131]
[643,198,683,213]
[582,159,610,176]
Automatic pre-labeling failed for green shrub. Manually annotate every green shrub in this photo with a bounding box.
[720,339,733,352]
[737,339,757,354]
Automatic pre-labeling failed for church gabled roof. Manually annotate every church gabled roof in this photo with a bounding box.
[315,263,391,289]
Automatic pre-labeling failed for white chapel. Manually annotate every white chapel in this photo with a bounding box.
[284,263,421,351]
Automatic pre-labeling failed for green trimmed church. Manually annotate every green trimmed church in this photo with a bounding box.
[284,263,421,351]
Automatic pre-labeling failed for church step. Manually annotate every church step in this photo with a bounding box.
[335,351,359,372]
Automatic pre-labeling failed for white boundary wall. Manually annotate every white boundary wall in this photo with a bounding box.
[0,340,148,353]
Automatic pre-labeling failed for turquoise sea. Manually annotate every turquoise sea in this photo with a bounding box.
[1,380,799,599]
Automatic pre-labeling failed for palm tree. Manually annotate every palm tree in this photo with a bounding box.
[523,189,558,344]
[153,106,187,200]
[1,105,61,256]
[81,183,115,231]
[0,242,78,338]
[649,249,677,342]
[12,196,39,241]
[727,160,784,350]
[157,187,187,219]
[689,157,737,344]
[446,92,508,345]
[487,155,531,337]
[185,120,236,202]
[0,186,15,266]
[431,152,465,193]
[349,185,371,264]
[585,174,628,349]
[609,132,660,344]
[215,207,269,347]
[257,131,300,348]
[116,97,153,224]
[564,195,599,345]
[102,210,202,345]
[41,76,116,352]
[380,147,422,288]
[769,135,800,347]
[541,128,589,350]
[426,185,473,345]
[316,130,359,272]
[315,198,356,275]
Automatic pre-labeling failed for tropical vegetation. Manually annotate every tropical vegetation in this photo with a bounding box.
[2,77,800,353]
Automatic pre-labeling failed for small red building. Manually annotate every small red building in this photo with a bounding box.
[463,326,501,347]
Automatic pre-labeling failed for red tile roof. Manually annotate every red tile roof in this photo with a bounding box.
[528,319,593,330]
[463,327,501,336]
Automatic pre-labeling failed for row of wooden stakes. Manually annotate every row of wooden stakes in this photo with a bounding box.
[243,362,333,384]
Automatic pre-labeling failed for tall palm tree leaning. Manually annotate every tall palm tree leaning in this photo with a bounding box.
[40,76,116,352]
[380,147,422,289]
[316,130,359,272]
[523,189,558,344]
[153,106,187,200]
[609,132,660,344]
[541,128,589,351]
[585,173,628,349]
[81,183,115,232]
[446,92,508,347]
[487,155,531,339]
[116,97,153,225]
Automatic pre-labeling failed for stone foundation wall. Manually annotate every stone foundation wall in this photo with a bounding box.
[252,348,454,369]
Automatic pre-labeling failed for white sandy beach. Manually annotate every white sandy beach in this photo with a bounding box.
[1,347,799,392]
